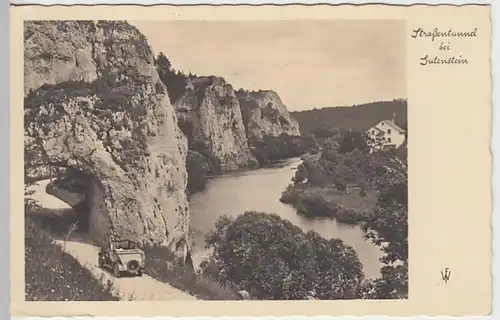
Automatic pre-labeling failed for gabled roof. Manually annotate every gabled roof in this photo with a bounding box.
[366,126,384,134]
[369,120,406,134]
[383,120,406,133]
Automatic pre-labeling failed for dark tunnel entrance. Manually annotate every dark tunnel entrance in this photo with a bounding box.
[25,166,93,240]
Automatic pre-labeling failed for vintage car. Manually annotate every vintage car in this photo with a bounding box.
[98,240,146,278]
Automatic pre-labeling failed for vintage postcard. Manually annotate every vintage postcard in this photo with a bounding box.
[10,2,491,317]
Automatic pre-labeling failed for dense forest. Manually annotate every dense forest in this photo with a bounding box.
[291,99,408,136]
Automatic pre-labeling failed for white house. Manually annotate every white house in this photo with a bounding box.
[365,113,406,151]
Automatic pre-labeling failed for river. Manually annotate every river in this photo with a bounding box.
[189,157,383,279]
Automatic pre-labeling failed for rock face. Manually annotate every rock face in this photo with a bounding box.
[236,90,301,141]
[174,76,258,172]
[24,20,190,251]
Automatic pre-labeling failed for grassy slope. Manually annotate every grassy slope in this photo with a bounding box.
[25,202,236,300]
[280,184,378,224]
[24,216,119,301]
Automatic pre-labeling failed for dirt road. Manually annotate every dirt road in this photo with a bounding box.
[55,238,197,300]
[27,179,72,209]
[27,179,197,301]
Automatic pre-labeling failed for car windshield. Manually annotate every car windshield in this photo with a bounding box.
[113,240,137,250]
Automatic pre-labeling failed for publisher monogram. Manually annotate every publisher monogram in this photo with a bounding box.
[441,268,452,284]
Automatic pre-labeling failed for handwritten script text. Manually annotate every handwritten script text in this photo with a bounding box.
[411,27,477,66]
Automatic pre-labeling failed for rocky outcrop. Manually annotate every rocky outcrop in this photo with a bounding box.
[24,20,190,251]
[236,90,301,141]
[174,76,258,172]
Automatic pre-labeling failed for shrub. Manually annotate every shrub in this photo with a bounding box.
[142,246,241,300]
[249,133,318,166]
[202,212,366,300]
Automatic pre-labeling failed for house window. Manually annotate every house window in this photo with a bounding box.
[387,129,391,134]
[388,137,392,143]
[372,130,375,134]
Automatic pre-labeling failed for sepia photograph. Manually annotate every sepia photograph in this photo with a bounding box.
[23,18,407,302]
[11,3,491,317]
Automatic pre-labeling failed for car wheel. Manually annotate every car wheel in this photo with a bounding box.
[98,255,104,268]
[113,263,121,278]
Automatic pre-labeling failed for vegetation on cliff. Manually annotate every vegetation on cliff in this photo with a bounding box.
[24,20,194,300]
[154,52,308,192]
[24,20,191,248]
[155,51,190,104]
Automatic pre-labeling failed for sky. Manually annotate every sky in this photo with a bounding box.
[131,20,406,112]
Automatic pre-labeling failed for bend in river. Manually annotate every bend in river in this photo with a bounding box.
[189,157,383,280]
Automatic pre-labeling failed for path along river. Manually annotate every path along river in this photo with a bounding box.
[189,157,383,279]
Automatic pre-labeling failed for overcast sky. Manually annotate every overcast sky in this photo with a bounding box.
[131,20,406,112]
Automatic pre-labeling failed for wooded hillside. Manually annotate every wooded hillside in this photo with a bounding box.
[291,99,408,135]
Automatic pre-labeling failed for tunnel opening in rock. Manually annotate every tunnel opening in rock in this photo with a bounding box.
[24,164,101,242]
[49,168,93,233]
[23,20,194,253]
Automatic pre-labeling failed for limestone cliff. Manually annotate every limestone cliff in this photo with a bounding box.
[236,90,301,141]
[174,76,258,172]
[24,20,190,251]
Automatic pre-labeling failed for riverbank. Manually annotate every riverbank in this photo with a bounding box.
[205,157,300,179]
[188,156,383,279]
[186,150,305,196]
[280,183,377,225]
[184,128,320,195]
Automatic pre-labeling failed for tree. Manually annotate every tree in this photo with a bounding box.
[154,52,188,104]
[289,99,407,135]
[201,211,365,300]
[155,52,172,79]
[362,157,408,299]
[24,182,42,212]
[338,130,370,154]
[320,140,340,162]
[292,163,309,184]
[363,261,408,299]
